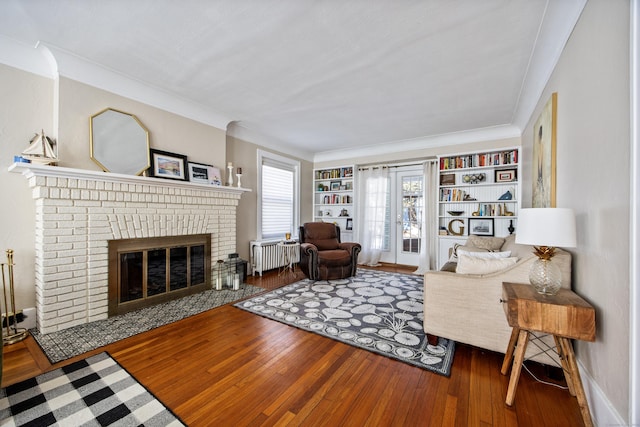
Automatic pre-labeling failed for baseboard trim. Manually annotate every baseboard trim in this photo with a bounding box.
[579,359,626,426]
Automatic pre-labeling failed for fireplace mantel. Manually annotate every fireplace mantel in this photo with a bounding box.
[9,162,251,194]
[10,162,249,333]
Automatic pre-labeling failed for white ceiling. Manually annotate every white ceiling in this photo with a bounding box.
[0,0,586,161]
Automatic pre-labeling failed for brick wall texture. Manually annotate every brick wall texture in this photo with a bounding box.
[28,174,241,333]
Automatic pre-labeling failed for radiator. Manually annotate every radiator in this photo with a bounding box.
[249,240,300,276]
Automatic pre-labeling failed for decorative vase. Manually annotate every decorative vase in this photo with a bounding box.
[508,219,515,234]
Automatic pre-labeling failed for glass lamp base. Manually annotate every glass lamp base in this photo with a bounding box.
[529,258,562,295]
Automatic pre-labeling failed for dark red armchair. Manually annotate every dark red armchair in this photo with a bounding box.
[299,222,361,280]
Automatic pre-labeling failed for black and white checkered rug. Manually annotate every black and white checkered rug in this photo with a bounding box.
[0,352,184,426]
[32,285,265,364]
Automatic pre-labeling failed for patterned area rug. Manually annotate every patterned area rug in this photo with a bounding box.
[234,270,455,376]
[0,352,184,426]
[32,285,265,364]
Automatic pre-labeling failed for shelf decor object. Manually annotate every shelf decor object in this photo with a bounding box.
[515,208,576,295]
[227,162,234,186]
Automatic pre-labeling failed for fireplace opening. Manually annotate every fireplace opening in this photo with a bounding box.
[108,234,211,316]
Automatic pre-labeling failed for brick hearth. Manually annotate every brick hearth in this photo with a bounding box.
[10,163,248,334]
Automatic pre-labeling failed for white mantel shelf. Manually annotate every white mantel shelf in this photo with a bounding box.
[8,162,251,194]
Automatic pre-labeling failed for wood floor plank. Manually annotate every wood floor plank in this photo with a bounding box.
[1,265,586,426]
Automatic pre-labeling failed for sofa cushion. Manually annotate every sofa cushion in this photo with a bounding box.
[448,243,489,262]
[456,254,518,274]
[440,261,458,272]
[457,249,512,259]
[466,235,505,251]
[501,234,535,260]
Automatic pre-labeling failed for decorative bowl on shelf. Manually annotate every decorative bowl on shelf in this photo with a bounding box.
[447,210,464,216]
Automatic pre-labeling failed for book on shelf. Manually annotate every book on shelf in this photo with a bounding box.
[439,149,518,170]
[315,167,354,180]
[439,188,467,202]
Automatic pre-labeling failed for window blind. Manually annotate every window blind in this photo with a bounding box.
[261,163,294,240]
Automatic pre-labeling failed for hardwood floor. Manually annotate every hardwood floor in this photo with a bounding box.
[1,264,585,426]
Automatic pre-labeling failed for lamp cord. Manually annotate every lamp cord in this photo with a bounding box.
[522,361,569,390]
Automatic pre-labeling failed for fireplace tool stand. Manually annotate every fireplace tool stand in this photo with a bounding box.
[1,249,29,345]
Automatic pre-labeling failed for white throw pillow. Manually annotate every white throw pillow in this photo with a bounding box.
[456,249,512,259]
[456,254,518,275]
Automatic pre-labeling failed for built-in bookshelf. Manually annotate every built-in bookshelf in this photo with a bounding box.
[437,148,520,268]
[313,166,355,240]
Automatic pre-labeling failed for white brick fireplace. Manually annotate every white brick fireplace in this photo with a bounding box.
[10,163,248,334]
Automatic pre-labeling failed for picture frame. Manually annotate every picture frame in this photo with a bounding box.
[187,162,212,184]
[469,218,494,236]
[330,181,341,191]
[207,166,222,186]
[532,92,557,207]
[495,168,517,183]
[149,149,188,181]
[346,218,353,230]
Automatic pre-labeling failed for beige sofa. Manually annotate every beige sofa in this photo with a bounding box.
[423,234,572,365]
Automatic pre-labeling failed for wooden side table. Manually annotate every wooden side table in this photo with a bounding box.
[500,282,596,427]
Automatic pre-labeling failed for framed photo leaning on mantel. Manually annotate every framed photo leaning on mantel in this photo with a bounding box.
[187,162,213,184]
[149,149,188,181]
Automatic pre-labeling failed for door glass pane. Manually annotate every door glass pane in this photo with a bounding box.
[120,252,143,302]
[190,245,205,285]
[147,249,167,297]
[170,247,188,291]
[402,176,423,253]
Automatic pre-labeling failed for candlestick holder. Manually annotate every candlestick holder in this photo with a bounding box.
[236,173,242,188]
[227,165,234,186]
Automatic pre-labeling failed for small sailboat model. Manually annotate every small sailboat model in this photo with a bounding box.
[22,130,58,164]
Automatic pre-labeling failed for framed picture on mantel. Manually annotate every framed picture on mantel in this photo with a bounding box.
[150,149,188,181]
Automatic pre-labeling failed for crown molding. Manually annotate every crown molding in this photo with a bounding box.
[312,124,522,163]
[511,0,587,130]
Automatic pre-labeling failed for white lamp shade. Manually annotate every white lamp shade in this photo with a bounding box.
[515,208,576,248]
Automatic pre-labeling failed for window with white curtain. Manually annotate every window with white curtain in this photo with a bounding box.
[257,150,300,240]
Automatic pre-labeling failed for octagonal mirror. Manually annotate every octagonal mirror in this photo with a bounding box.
[90,108,150,175]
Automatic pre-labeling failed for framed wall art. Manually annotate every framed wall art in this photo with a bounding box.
[187,162,212,184]
[495,169,517,183]
[469,218,494,236]
[149,149,188,181]
[532,92,557,207]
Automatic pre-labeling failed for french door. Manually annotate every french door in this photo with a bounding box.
[379,168,423,266]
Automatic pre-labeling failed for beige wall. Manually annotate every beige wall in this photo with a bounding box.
[0,64,52,311]
[226,134,313,261]
[520,0,630,421]
[56,77,227,171]
[0,66,229,311]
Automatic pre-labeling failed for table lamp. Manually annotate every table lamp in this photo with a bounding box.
[515,208,576,295]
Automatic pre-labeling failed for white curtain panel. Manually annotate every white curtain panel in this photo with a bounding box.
[414,160,439,274]
[357,166,389,266]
